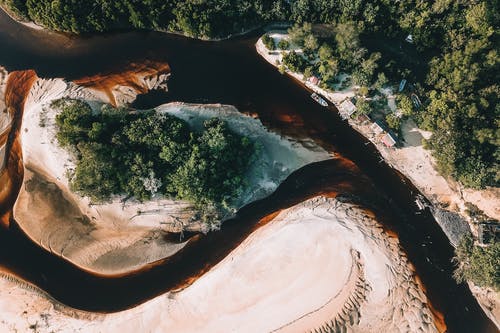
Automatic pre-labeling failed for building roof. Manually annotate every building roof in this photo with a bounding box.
[339,99,357,118]
[357,114,370,123]
[381,133,397,147]
[309,76,320,85]
[370,121,384,134]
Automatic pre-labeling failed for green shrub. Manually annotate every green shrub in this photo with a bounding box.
[454,236,500,291]
[282,51,307,73]
[262,34,275,50]
[277,39,289,50]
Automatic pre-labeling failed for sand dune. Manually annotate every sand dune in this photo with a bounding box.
[0,197,437,332]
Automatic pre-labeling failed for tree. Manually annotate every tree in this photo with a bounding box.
[167,118,254,208]
[318,43,333,61]
[397,95,414,116]
[352,52,381,86]
[358,86,369,97]
[386,113,402,131]
[262,34,275,50]
[54,99,256,219]
[465,3,494,38]
[374,72,388,90]
[303,66,314,80]
[303,34,318,52]
[282,51,307,73]
[317,44,338,83]
[277,39,289,50]
[355,98,371,115]
[288,22,312,47]
[454,236,500,290]
[334,21,366,68]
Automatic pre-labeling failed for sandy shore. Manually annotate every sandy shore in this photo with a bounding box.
[0,197,438,332]
[256,33,500,324]
[0,6,44,30]
[256,33,499,221]
[13,74,329,274]
[0,66,9,170]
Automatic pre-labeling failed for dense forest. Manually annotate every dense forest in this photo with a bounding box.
[0,0,284,36]
[53,99,255,221]
[2,0,497,189]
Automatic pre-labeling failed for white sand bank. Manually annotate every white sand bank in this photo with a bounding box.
[0,197,437,332]
[13,76,329,274]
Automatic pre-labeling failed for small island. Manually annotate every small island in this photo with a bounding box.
[11,70,329,274]
[54,98,255,222]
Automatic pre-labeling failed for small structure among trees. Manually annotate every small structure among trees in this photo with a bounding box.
[339,99,357,119]
[381,133,397,147]
[371,121,385,135]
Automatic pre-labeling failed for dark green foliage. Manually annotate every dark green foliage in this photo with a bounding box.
[262,34,275,50]
[287,22,312,47]
[355,98,371,116]
[396,95,414,117]
[53,99,95,148]
[420,8,499,188]
[454,236,500,291]
[282,51,306,73]
[167,119,253,208]
[1,0,29,19]
[385,113,402,132]
[54,99,255,214]
[277,39,289,50]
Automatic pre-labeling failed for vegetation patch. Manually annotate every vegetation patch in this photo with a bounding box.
[454,236,499,291]
[54,99,255,221]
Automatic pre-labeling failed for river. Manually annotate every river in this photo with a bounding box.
[0,9,496,332]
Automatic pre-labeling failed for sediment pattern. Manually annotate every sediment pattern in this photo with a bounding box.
[1,197,438,332]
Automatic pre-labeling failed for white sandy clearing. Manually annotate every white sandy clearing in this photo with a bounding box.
[13,76,329,274]
[0,197,437,333]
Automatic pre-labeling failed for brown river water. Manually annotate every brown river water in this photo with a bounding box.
[0,9,497,333]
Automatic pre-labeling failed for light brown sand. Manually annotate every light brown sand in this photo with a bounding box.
[0,197,438,332]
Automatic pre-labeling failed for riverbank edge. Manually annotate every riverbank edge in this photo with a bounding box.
[0,5,44,30]
[0,6,291,42]
[254,33,500,327]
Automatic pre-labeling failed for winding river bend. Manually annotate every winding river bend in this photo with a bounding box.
[0,9,496,332]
